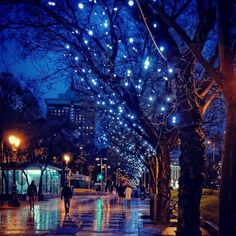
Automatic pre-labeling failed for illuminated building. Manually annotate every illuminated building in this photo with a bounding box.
[45,89,95,144]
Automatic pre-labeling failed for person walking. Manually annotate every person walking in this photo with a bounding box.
[117,183,125,205]
[124,185,132,207]
[27,180,37,211]
[61,181,73,214]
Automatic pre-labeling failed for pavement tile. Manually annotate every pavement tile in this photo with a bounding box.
[0,195,211,235]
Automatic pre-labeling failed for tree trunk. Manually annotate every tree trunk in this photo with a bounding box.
[3,170,9,194]
[219,96,236,235]
[176,69,205,236]
[149,146,171,224]
[22,170,29,186]
[177,125,205,236]
[38,167,46,201]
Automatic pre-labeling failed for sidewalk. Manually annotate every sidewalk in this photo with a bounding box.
[141,218,210,236]
[0,193,117,210]
[0,196,212,236]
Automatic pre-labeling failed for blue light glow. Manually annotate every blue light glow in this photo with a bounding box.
[48,1,56,6]
[88,30,93,35]
[78,3,84,9]
[144,57,150,70]
[128,0,134,7]
[103,21,108,28]
[129,38,134,43]
[172,116,177,124]
[160,46,164,52]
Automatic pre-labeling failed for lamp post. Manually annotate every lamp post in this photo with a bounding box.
[8,135,21,207]
[104,164,111,183]
[115,162,121,185]
[96,157,107,192]
[63,154,71,186]
[207,140,216,163]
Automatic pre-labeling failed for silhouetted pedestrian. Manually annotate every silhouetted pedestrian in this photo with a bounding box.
[124,185,132,207]
[27,180,37,211]
[117,183,125,205]
[61,181,73,214]
[96,185,101,195]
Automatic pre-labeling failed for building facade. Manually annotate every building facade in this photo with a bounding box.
[45,90,95,144]
[0,164,61,200]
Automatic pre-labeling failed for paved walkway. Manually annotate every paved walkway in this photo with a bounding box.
[0,195,210,235]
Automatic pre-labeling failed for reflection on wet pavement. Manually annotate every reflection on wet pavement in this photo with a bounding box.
[0,196,152,235]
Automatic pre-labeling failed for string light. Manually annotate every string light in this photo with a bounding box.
[128,0,134,6]
[78,3,84,9]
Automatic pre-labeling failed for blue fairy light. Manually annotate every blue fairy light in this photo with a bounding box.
[88,30,93,35]
[78,3,84,9]
[144,57,150,70]
[129,38,134,43]
[160,46,164,52]
[128,0,134,7]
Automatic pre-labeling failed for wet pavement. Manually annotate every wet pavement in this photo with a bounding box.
[0,195,209,235]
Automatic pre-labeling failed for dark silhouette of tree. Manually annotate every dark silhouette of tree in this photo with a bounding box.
[128,2,221,234]
[142,0,235,235]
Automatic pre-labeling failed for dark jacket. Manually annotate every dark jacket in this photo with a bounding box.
[27,184,37,197]
[117,185,125,197]
[61,186,72,199]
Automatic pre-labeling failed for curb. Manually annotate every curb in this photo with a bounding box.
[201,219,219,236]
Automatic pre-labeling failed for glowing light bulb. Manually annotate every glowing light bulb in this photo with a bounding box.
[128,0,134,6]
[144,57,150,70]
[103,21,108,28]
[172,116,177,124]
[48,1,56,6]
[129,38,134,43]
[88,30,93,35]
[78,3,84,9]
[160,46,164,52]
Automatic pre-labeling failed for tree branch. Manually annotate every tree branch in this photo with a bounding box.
[153,4,225,86]
[201,88,220,115]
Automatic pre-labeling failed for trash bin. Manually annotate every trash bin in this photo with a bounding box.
[150,194,158,220]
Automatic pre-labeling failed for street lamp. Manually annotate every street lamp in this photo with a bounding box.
[207,140,216,163]
[63,154,70,165]
[8,135,21,207]
[63,154,71,186]
[103,164,111,183]
[96,157,107,192]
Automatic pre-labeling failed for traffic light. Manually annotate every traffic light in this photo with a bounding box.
[97,174,103,181]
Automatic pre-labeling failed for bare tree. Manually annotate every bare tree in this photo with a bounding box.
[143,0,235,235]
